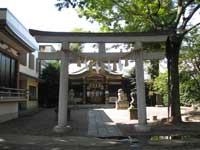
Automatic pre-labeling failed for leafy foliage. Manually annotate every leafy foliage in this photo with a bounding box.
[179,29,200,104]
[125,67,137,94]
[153,71,168,105]
[39,61,60,107]
[154,29,200,106]
[180,71,200,105]
[56,0,177,32]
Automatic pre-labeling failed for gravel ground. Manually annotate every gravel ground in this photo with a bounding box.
[0,108,88,136]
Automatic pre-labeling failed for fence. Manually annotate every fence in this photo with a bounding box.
[0,87,27,101]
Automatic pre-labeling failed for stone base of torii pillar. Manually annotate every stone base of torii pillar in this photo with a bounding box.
[53,125,72,133]
[134,124,151,132]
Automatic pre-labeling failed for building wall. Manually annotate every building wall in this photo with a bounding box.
[19,77,38,110]
[0,102,18,123]
[27,79,38,109]
[18,49,39,110]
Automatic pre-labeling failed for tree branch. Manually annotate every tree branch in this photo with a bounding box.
[183,22,200,35]
[175,0,195,27]
[146,5,157,28]
[181,4,200,29]
[194,56,200,73]
[191,73,200,90]
[153,0,161,16]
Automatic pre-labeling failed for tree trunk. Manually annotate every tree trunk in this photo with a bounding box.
[149,60,159,79]
[149,60,159,106]
[166,35,182,123]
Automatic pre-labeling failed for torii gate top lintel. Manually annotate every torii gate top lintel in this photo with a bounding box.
[29,29,170,43]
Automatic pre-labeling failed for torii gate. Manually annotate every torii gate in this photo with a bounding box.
[30,29,169,133]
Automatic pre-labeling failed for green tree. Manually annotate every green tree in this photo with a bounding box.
[145,43,165,106]
[153,71,168,105]
[39,61,60,107]
[56,0,200,123]
[154,29,200,106]
[56,0,176,32]
[125,67,137,95]
[179,29,200,105]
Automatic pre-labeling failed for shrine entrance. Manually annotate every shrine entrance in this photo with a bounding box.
[29,29,169,133]
[86,74,105,104]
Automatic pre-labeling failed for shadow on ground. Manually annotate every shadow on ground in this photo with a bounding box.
[0,108,88,137]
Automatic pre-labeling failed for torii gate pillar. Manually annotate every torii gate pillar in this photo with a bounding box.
[135,42,150,131]
[54,42,72,133]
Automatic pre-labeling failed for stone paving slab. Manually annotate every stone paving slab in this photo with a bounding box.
[88,109,123,137]
[0,134,200,150]
[0,134,130,150]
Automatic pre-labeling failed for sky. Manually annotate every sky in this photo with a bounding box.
[0,0,100,32]
[0,0,166,75]
[0,0,132,74]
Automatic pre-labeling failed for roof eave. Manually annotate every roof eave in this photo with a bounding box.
[0,8,39,52]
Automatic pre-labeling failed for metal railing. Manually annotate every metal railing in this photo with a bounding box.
[0,87,27,102]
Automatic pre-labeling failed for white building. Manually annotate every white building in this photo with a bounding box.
[0,8,39,123]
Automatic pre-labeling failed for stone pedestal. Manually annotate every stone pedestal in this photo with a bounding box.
[151,115,157,121]
[129,92,137,120]
[53,125,72,133]
[116,100,129,109]
[134,124,151,132]
[129,108,138,120]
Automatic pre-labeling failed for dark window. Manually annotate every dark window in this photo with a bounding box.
[0,53,1,86]
[19,53,27,66]
[10,59,16,87]
[29,86,37,101]
[0,54,6,87]
[0,52,17,88]
[5,56,11,87]
[29,53,34,70]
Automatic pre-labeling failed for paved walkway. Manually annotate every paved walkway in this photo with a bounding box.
[87,108,163,137]
[87,107,200,137]
[88,109,122,137]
